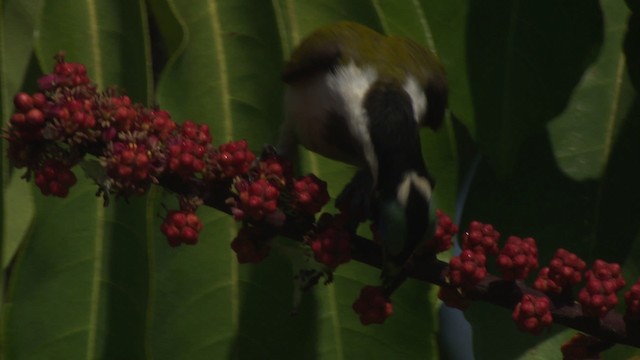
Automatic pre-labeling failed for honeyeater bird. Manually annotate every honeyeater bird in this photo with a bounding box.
[277,21,448,291]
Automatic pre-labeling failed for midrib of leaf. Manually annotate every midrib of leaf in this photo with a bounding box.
[410,0,437,55]
[205,0,239,333]
[228,225,239,328]
[371,0,390,34]
[84,2,104,358]
[137,0,154,106]
[144,187,161,360]
[602,54,626,162]
[206,0,233,140]
[283,0,299,45]
[0,0,6,346]
[271,0,292,59]
[86,0,103,89]
[87,200,105,360]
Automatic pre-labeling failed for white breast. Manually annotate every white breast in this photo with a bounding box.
[283,62,378,172]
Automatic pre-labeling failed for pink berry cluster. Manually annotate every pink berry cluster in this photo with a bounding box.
[231,178,281,223]
[578,260,625,318]
[230,225,272,264]
[227,150,329,227]
[352,286,393,325]
[165,120,212,178]
[462,220,500,255]
[512,294,553,334]
[533,248,586,294]
[446,221,499,289]
[291,174,330,214]
[160,208,203,247]
[4,54,265,246]
[497,236,539,281]
[104,137,163,195]
[431,209,458,252]
[448,249,488,289]
[209,140,256,179]
[624,278,640,319]
[308,214,351,268]
[34,159,77,197]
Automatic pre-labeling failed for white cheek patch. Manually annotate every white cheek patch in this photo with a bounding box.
[397,171,432,207]
[326,62,379,184]
[403,76,427,124]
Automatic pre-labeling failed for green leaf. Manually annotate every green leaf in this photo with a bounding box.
[466,0,604,178]
[3,188,151,359]
[2,174,34,269]
[1,0,44,280]
[548,0,634,180]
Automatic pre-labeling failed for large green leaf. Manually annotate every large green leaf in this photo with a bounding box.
[2,1,153,359]
[548,0,634,180]
[1,0,44,274]
[466,0,604,178]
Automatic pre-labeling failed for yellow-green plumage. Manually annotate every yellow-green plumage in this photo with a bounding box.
[283,21,446,129]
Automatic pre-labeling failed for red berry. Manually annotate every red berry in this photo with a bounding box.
[14,92,34,111]
[462,221,500,255]
[578,259,624,317]
[448,250,487,290]
[512,294,552,334]
[308,215,351,268]
[291,174,330,214]
[497,236,538,280]
[352,286,393,325]
[534,248,586,294]
[34,159,77,198]
[25,108,45,127]
[160,209,202,246]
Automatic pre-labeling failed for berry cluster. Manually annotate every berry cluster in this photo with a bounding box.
[448,249,487,289]
[512,294,553,334]
[462,221,500,255]
[230,225,272,264]
[446,221,499,290]
[10,92,47,142]
[231,178,280,222]
[165,120,212,178]
[578,260,625,317]
[497,236,539,281]
[3,55,273,245]
[160,209,203,247]
[533,248,586,294]
[291,174,330,214]
[352,286,393,325]
[431,209,458,253]
[625,278,640,319]
[105,138,163,195]
[38,59,91,90]
[308,214,351,268]
[208,140,256,179]
[256,151,290,187]
[34,159,77,197]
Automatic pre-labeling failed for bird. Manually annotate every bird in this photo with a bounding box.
[277,21,448,292]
